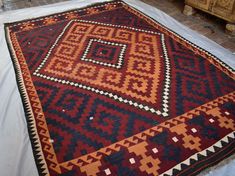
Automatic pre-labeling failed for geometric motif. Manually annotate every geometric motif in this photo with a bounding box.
[4,0,235,176]
[81,38,127,69]
[33,20,171,117]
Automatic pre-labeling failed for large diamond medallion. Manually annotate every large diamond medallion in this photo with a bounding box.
[34,20,171,116]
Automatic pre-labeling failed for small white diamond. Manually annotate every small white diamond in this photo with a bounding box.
[225,111,230,115]
[152,148,158,153]
[162,112,168,117]
[172,136,178,142]
[118,97,123,102]
[191,128,197,133]
[149,108,155,113]
[163,108,168,112]
[62,109,65,112]
[156,110,161,115]
[123,99,128,103]
[104,168,111,175]
[209,118,215,123]
[89,116,94,120]
[144,106,150,111]
[49,139,54,143]
[129,158,135,164]
[133,102,138,107]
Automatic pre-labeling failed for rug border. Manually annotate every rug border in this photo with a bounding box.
[4,26,48,176]
[3,0,235,176]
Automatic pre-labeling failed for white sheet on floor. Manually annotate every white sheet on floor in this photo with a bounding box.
[0,1,234,176]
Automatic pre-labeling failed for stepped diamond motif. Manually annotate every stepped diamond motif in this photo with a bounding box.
[34,19,171,116]
[81,38,127,68]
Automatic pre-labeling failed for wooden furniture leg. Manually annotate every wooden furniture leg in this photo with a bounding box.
[183,5,196,16]
[226,23,235,36]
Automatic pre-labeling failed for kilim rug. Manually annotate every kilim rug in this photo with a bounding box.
[4,0,235,175]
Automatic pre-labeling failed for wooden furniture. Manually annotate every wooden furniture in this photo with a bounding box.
[0,0,32,9]
[183,0,235,35]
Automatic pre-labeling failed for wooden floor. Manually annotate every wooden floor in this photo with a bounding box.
[1,0,235,53]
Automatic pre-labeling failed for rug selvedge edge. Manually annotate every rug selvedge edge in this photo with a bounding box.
[3,0,235,175]
[4,26,51,176]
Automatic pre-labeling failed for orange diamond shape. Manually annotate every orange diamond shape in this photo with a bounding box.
[33,20,171,116]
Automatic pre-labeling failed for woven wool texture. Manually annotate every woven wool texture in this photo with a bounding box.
[4,0,235,175]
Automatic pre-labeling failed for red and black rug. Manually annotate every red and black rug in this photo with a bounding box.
[4,0,235,175]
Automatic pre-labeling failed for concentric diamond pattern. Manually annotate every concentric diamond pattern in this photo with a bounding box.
[34,19,170,116]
